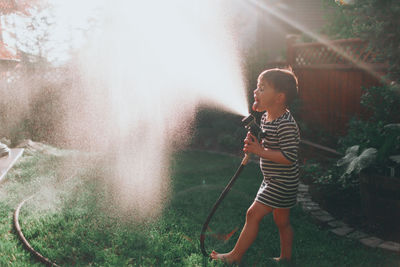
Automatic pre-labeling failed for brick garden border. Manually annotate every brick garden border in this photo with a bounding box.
[297,183,400,253]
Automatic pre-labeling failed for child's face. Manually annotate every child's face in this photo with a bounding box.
[252,78,281,112]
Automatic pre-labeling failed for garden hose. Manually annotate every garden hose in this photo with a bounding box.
[199,114,264,258]
[14,195,61,267]
[200,153,250,258]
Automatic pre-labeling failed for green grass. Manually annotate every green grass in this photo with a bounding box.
[0,149,399,266]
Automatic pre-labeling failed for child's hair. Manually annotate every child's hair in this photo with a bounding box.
[259,68,298,106]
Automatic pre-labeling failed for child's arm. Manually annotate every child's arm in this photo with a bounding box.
[243,132,292,165]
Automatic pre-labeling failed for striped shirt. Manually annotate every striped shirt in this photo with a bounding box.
[255,110,300,209]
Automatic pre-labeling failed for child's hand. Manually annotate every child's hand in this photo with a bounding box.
[243,132,263,156]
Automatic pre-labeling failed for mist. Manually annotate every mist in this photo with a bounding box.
[4,0,250,218]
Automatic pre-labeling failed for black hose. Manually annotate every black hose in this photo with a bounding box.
[200,154,250,258]
[14,195,61,267]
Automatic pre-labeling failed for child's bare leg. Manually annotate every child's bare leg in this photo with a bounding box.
[210,201,272,263]
[273,208,293,261]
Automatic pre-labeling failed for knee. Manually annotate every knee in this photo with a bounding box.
[273,215,290,229]
[246,207,262,223]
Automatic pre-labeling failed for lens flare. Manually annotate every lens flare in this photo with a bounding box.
[245,0,386,84]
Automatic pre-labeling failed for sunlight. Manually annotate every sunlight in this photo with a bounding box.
[4,0,249,115]
[2,0,105,63]
[244,0,388,84]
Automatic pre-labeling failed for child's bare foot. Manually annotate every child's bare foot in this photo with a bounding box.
[210,251,240,264]
[272,257,291,263]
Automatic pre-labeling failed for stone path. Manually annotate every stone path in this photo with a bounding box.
[0,148,24,184]
[297,183,400,253]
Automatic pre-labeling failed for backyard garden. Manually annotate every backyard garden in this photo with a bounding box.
[298,0,400,245]
[0,146,399,266]
[0,0,399,266]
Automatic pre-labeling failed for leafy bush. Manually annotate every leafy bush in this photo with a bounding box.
[336,145,377,187]
[322,0,400,82]
[0,59,70,147]
[339,84,400,176]
[349,0,400,81]
[302,159,343,186]
[308,84,400,188]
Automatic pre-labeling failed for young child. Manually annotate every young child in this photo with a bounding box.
[211,68,300,264]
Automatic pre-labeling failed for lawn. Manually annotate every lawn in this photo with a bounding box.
[0,148,399,266]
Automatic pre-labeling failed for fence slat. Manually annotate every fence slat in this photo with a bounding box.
[286,38,385,135]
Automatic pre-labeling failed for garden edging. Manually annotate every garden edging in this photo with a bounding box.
[297,183,400,253]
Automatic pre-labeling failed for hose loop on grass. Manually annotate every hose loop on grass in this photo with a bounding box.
[13,195,61,267]
[200,154,249,257]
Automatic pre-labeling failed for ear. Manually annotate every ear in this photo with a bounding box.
[276,92,286,104]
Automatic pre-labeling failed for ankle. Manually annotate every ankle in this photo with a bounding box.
[273,256,291,262]
[228,251,242,263]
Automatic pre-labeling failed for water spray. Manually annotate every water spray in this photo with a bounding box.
[200,113,265,258]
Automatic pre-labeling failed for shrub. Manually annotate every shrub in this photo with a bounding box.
[302,159,343,186]
[309,84,400,188]
[0,60,71,146]
[339,84,400,175]
[322,0,400,82]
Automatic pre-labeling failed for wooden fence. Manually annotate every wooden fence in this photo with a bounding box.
[286,36,387,135]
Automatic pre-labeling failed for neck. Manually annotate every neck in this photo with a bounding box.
[266,105,287,121]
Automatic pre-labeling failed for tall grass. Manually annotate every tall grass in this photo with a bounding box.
[1,149,399,266]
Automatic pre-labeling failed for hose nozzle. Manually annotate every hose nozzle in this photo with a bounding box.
[241,114,264,141]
